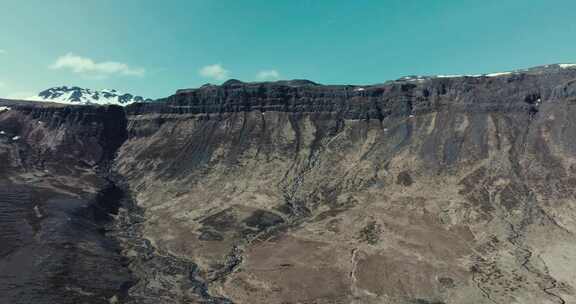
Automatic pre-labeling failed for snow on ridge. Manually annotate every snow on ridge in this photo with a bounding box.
[436,75,464,78]
[486,72,512,77]
[430,63,576,80]
[32,86,151,106]
[436,72,512,78]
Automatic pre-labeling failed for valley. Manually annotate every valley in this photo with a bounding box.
[2,65,576,303]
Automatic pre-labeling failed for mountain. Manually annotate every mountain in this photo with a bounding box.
[31,86,152,106]
[2,64,576,304]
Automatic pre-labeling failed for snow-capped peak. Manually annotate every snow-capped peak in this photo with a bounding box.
[30,86,152,106]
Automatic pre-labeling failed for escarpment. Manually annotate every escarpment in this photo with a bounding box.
[4,65,576,304]
[0,102,127,189]
[114,67,576,304]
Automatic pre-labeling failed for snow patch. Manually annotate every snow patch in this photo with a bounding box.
[559,64,576,69]
[435,74,483,78]
[33,205,43,218]
[12,136,20,141]
[0,106,11,112]
[437,73,509,78]
[486,72,512,77]
[437,75,464,78]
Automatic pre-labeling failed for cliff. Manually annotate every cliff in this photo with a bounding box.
[3,64,576,303]
[0,102,131,304]
[114,65,576,303]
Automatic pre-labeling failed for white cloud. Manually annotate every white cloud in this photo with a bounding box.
[50,53,145,77]
[0,49,5,54]
[199,64,229,81]
[0,81,6,88]
[256,69,280,81]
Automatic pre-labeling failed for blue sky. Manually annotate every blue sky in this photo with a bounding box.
[1,0,576,99]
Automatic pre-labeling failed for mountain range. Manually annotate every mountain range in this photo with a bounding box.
[28,86,152,105]
[2,63,576,304]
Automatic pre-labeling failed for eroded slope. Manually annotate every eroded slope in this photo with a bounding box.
[0,102,132,304]
[115,68,576,303]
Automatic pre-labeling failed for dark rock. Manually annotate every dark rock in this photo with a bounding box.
[397,171,414,186]
[201,208,238,232]
[198,228,224,241]
[243,210,284,231]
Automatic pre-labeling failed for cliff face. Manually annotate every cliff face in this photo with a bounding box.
[114,67,576,303]
[0,102,131,304]
[3,65,576,304]
[0,102,127,190]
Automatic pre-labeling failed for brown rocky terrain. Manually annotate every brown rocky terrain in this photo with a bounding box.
[3,64,576,303]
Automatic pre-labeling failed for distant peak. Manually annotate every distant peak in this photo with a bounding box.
[32,86,152,106]
[222,79,245,86]
[274,79,319,86]
[224,79,319,87]
[183,79,320,93]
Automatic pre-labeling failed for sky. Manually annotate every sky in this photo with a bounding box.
[1,0,576,99]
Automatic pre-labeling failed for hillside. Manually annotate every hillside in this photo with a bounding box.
[2,64,576,303]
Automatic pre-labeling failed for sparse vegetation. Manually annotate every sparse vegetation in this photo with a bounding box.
[358,220,382,245]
